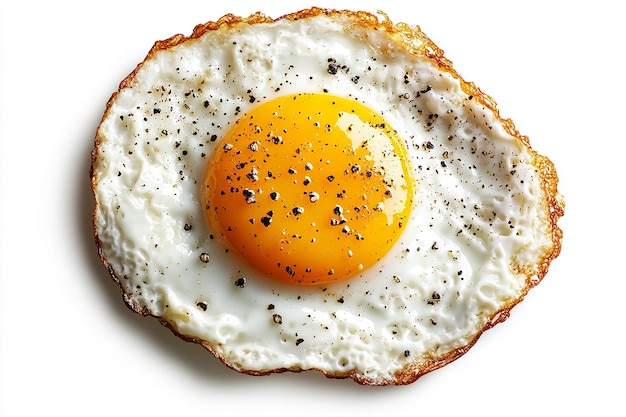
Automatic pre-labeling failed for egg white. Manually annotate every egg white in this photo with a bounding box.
[92,10,559,384]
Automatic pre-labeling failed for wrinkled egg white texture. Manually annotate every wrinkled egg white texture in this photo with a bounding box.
[92,13,552,384]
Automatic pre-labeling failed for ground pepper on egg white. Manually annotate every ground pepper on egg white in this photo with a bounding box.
[91,8,563,385]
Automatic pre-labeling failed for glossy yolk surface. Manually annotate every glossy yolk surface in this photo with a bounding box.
[202,93,414,285]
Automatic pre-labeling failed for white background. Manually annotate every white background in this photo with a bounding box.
[1,1,623,416]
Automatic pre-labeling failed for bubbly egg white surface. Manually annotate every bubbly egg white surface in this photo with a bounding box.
[93,14,552,383]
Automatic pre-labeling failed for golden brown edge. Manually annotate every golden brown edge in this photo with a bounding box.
[90,7,564,386]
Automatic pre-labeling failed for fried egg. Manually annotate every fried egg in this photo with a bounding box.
[91,8,564,385]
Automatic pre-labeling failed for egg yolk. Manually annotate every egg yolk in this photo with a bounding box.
[202,93,414,285]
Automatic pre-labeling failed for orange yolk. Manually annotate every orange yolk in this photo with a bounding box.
[202,93,414,285]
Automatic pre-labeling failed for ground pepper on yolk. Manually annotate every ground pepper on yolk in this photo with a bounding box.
[202,93,414,285]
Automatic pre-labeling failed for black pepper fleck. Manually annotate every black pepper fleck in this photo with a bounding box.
[242,189,256,204]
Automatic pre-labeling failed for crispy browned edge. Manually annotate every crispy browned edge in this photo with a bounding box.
[90,7,564,386]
